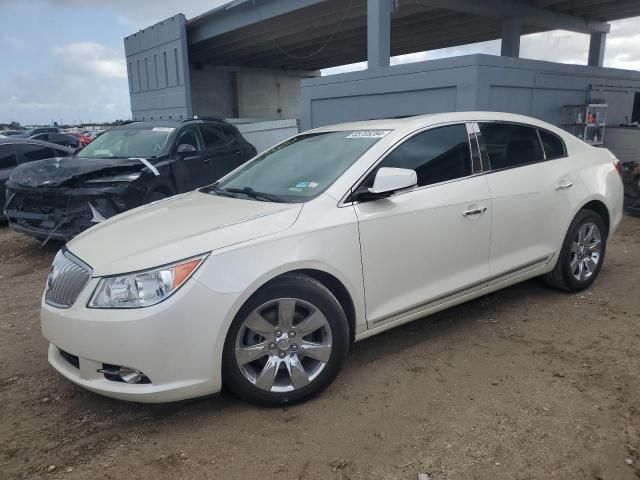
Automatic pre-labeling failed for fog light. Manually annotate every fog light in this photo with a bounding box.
[118,367,145,384]
[98,365,150,384]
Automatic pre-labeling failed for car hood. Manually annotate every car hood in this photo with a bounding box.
[67,191,303,276]
[9,156,154,188]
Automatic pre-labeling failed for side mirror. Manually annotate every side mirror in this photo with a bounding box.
[177,144,197,154]
[368,167,417,195]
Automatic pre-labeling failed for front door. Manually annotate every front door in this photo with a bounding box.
[173,125,207,191]
[355,124,492,326]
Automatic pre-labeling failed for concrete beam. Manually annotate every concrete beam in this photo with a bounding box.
[588,31,607,67]
[188,0,329,45]
[501,18,521,57]
[367,0,393,69]
[413,0,611,34]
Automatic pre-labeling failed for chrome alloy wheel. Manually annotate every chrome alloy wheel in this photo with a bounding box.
[234,298,333,393]
[570,222,602,281]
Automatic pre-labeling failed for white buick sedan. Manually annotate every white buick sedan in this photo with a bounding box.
[42,112,624,405]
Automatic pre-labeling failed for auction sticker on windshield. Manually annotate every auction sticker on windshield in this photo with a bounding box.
[152,127,175,132]
[346,130,391,139]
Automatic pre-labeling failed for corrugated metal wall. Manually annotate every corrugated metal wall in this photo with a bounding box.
[300,54,640,131]
[124,15,192,122]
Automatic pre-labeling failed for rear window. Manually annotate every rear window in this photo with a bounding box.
[200,124,234,149]
[479,123,544,170]
[539,129,566,159]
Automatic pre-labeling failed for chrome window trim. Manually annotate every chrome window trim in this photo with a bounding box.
[466,123,483,174]
[536,128,547,161]
[339,120,478,207]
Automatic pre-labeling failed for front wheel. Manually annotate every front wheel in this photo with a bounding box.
[543,209,607,292]
[222,274,350,406]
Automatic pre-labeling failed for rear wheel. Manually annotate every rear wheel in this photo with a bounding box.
[543,209,607,292]
[222,274,349,406]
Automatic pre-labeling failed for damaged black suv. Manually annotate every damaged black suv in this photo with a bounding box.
[4,119,257,242]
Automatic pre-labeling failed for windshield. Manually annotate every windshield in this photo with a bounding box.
[212,130,389,203]
[77,126,174,158]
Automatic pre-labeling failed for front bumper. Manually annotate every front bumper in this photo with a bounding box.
[41,275,240,403]
[4,185,128,241]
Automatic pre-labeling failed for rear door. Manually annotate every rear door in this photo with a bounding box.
[222,124,255,168]
[354,123,492,326]
[0,143,18,209]
[199,123,243,182]
[478,122,575,280]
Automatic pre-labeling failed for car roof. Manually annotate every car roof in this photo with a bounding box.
[113,118,227,130]
[0,137,74,151]
[308,111,563,134]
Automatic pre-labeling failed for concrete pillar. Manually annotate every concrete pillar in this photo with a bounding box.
[501,18,521,57]
[367,0,393,69]
[588,32,606,67]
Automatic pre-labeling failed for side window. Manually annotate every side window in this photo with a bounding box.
[479,123,544,170]
[374,124,472,187]
[175,127,201,151]
[200,124,234,150]
[539,129,566,159]
[222,125,241,143]
[0,144,17,169]
[17,144,56,163]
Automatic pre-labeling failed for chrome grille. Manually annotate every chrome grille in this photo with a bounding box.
[45,250,92,308]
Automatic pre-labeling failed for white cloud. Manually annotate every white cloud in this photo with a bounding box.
[48,0,231,29]
[52,42,127,79]
[324,16,640,75]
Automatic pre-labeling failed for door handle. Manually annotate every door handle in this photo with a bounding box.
[463,207,487,216]
[555,182,573,191]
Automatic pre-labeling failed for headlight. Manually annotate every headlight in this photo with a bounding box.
[88,254,208,309]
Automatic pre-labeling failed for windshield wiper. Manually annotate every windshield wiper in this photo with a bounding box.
[224,187,286,203]
[207,185,237,198]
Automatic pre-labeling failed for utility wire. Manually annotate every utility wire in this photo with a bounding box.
[249,0,357,61]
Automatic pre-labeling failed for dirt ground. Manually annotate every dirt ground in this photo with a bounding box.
[1,216,639,480]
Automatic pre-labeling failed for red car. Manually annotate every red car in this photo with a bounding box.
[69,132,92,147]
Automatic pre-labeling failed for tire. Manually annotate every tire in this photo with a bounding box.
[222,274,350,406]
[543,209,607,292]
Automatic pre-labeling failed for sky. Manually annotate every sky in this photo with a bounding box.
[1,0,639,126]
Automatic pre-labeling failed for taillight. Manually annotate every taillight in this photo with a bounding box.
[613,160,623,177]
